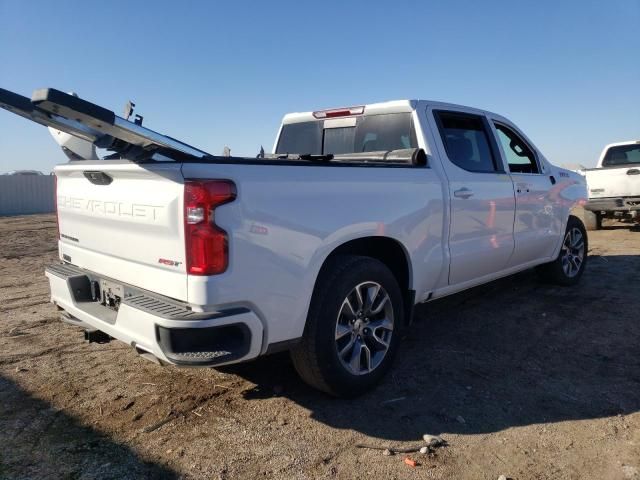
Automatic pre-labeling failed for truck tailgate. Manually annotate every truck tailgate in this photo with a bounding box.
[586,166,640,198]
[55,161,188,301]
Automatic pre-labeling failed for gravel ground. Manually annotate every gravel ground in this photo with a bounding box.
[0,213,639,480]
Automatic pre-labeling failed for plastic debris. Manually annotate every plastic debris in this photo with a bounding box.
[404,457,417,467]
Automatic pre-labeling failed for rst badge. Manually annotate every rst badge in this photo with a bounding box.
[158,258,182,267]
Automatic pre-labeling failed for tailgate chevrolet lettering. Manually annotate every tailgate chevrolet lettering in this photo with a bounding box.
[57,196,164,221]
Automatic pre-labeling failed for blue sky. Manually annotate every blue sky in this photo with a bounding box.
[1,0,638,172]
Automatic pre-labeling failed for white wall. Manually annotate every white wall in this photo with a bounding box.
[0,175,55,216]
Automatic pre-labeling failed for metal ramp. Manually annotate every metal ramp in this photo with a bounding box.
[0,87,211,161]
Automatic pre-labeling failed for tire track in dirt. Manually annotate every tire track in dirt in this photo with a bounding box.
[0,343,87,366]
[1,291,50,303]
[0,281,37,289]
[0,299,51,313]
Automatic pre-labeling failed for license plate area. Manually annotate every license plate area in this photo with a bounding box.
[54,264,197,323]
[100,279,124,311]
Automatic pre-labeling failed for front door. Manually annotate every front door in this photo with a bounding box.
[490,121,562,266]
[430,108,516,286]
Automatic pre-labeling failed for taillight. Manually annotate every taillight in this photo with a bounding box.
[54,173,60,239]
[184,180,236,275]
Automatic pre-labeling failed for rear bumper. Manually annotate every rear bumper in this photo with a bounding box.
[585,197,640,212]
[45,263,264,367]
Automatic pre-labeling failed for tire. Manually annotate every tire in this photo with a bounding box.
[290,255,404,397]
[583,210,602,231]
[536,215,588,286]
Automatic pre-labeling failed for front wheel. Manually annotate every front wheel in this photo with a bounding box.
[537,215,588,286]
[290,255,404,397]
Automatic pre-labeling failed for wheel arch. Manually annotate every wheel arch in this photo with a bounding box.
[314,236,416,325]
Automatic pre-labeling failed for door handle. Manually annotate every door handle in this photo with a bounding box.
[627,169,640,175]
[453,187,474,199]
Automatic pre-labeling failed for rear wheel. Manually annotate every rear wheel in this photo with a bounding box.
[291,255,403,397]
[537,215,588,286]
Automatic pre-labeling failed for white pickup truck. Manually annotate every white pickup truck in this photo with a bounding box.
[0,88,588,396]
[583,141,640,229]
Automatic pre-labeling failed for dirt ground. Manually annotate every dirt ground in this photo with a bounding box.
[0,213,639,480]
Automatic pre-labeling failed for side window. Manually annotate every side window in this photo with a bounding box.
[494,123,539,174]
[435,111,499,173]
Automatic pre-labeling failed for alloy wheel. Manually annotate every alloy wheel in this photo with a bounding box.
[334,281,394,375]
[561,227,585,278]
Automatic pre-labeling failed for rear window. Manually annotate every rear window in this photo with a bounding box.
[602,144,640,167]
[276,113,417,155]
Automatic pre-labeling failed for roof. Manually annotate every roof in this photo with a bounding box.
[602,140,640,150]
[281,99,504,124]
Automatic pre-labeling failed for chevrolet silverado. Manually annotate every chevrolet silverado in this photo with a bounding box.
[0,88,588,396]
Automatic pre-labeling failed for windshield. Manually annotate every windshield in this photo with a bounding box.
[602,144,640,167]
[276,113,417,155]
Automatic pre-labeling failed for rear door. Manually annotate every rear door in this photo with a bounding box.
[490,121,562,266]
[429,107,516,285]
[55,161,188,301]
